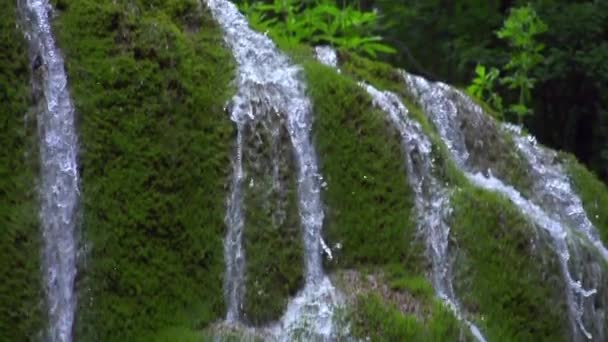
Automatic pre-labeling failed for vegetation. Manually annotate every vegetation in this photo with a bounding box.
[238,0,394,57]
[0,1,44,339]
[241,116,304,325]
[351,293,467,341]
[357,0,608,183]
[450,186,569,341]
[303,60,423,272]
[565,154,608,244]
[2,0,608,340]
[468,5,547,123]
[50,0,234,339]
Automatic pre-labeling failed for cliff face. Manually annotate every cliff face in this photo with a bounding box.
[1,0,608,341]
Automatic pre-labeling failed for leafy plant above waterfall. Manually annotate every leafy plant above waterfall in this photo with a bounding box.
[467,4,547,124]
[239,0,395,57]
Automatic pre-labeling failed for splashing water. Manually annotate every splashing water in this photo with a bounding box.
[503,123,608,261]
[206,1,339,337]
[224,123,247,323]
[314,46,486,341]
[20,1,80,341]
[403,72,604,340]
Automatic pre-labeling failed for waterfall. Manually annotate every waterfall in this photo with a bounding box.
[20,1,80,341]
[403,72,605,340]
[224,124,246,323]
[503,123,608,261]
[314,46,486,341]
[205,1,339,338]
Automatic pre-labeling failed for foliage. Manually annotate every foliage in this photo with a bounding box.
[497,4,547,122]
[50,0,234,339]
[467,5,547,123]
[450,186,569,341]
[354,0,608,183]
[466,64,503,115]
[0,1,44,339]
[240,0,395,57]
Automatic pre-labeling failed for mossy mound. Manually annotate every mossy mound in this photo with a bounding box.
[450,186,569,341]
[49,0,234,339]
[303,60,423,272]
[352,294,469,341]
[334,51,571,340]
[241,114,304,325]
[565,154,608,244]
[333,270,469,341]
[0,1,44,339]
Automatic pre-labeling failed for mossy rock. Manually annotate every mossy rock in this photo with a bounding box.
[565,154,608,245]
[49,0,234,339]
[0,1,44,339]
[351,293,469,341]
[303,60,422,272]
[241,113,304,325]
[450,186,569,341]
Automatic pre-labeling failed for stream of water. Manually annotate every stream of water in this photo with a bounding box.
[20,1,80,341]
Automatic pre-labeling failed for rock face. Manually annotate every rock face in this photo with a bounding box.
[1,0,608,341]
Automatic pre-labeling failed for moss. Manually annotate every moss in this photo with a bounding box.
[565,154,608,245]
[338,50,407,97]
[383,267,434,301]
[302,60,423,272]
[0,1,44,339]
[241,116,304,325]
[50,0,234,339]
[351,293,467,341]
[450,186,569,341]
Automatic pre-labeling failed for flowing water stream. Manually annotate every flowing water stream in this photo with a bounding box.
[315,45,486,341]
[403,72,606,340]
[206,1,339,338]
[20,1,80,341]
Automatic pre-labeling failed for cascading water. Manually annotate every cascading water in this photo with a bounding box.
[503,123,608,261]
[224,123,246,323]
[20,0,80,341]
[314,46,486,341]
[403,72,606,340]
[205,1,339,338]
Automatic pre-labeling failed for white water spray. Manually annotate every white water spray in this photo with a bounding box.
[403,72,604,340]
[20,1,80,341]
[315,45,486,341]
[206,1,339,338]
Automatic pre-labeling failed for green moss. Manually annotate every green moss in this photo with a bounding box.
[386,273,434,301]
[565,154,608,244]
[338,50,407,97]
[303,60,422,272]
[0,1,44,339]
[450,186,569,341]
[50,0,234,339]
[241,117,304,325]
[351,293,467,341]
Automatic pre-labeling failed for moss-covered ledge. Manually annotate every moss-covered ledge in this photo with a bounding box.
[304,60,423,273]
[322,50,571,340]
[50,0,234,339]
[450,186,569,341]
[0,1,43,339]
[564,154,608,245]
[241,114,304,325]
